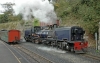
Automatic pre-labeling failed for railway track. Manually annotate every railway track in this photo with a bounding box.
[80,53,100,61]
[14,44,100,62]
[13,44,54,63]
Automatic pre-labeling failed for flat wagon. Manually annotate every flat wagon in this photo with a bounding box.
[0,30,20,44]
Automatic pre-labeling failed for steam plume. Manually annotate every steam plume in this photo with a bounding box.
[13,0,57,23]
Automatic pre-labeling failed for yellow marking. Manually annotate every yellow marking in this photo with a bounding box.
[1,42,21,63]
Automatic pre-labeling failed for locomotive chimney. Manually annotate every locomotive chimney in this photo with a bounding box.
[53,24,58,29]
[56,20,59,26]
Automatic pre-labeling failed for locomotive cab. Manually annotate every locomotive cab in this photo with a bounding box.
[71,26,85,41]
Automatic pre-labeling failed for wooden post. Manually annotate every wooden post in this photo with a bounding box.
[95,33,98,50]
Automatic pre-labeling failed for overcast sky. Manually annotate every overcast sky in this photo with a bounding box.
[0,0,14,3]
[0,0,32,13]
[0,0,15,13]
[0,0,52,13]
[0,0,57,23]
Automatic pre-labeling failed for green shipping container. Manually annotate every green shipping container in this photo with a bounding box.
[0,30,8,42]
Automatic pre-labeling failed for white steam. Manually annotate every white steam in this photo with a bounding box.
[13,0,57,23]
[38,46,66,53]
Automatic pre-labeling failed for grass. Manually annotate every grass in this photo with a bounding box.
[96,50,99,53]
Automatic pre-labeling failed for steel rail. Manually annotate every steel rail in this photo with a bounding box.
[13,44,55,63]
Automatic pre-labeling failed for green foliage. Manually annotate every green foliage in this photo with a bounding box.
[16,13,23,20]
[20,20,25,25]
[55,0,100,35]
[54,3,59,11]
[0,13,22,23]
[33,18,40,26]
[55,0,70,17]
[0,14,9,23]
[72,6,79,14]
[0,3,23,23]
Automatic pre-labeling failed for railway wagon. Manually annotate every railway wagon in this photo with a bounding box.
[0,30,20,44]
[51,26,88,53]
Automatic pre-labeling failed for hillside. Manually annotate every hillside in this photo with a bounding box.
[0,21,23,33]
[54,0,100,47]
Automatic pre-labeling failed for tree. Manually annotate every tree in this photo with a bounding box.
[0,14,9,23]
[0,2,14,22]
[0,2,23,23]
[1,2,15,15]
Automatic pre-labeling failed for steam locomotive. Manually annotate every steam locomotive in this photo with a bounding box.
[24,20,88,53]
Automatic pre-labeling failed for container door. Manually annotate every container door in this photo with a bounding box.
[9,30,20,42]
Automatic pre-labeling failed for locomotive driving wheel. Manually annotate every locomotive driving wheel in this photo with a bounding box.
[66,44,70,51]
[34,39,39,44]
[70,47,74,52]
